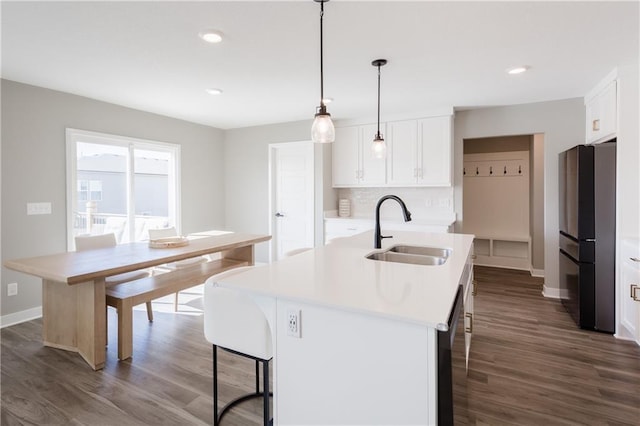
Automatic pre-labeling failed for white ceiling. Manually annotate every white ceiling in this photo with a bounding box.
[2,1,638,130]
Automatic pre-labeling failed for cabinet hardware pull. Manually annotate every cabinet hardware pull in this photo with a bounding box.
[472,280,477,296]
[592,119,600,131]
[632,284,640,302]
[476,167,479,175]
[463,167,466,175]
[518,165,522,174]
[465,312,473,333]
[490,166,493,175]
[503,166,507,175]
[631,257,640,263]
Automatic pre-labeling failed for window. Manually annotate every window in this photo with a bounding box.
[66,129,181,249]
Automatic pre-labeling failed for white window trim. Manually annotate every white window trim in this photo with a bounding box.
[65,128,181,250]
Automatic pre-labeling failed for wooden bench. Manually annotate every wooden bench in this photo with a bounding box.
[106,258,249,361]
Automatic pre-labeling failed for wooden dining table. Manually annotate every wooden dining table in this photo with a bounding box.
[3,231,271,370]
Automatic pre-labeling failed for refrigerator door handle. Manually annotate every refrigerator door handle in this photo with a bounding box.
[560,230,579,242]
[560,248,580,264]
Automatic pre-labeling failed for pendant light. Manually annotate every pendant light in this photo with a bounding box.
[311,0,335,143]
[371,59,387,159]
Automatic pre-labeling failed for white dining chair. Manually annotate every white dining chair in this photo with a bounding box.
[204,267,273,426]
[75,233,154,321]
[148,227,209,311]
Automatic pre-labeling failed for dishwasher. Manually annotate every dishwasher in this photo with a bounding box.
[437,285,469,425]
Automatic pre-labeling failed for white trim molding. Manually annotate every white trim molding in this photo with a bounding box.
[1,306,42,328]
[530,268,545,278]
[542,285,567,300]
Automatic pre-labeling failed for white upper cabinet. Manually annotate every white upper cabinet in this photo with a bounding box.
[585,77,617,144]
[387,119,419,185]
[332,124,386,187]
[333,115,452,188]
[387,115,452,187]
[418,116,452,186]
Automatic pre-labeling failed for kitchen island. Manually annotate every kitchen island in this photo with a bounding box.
[218,230,474,425]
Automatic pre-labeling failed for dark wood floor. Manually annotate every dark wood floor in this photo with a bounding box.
[1,267,639,425]
[468,266,640,425]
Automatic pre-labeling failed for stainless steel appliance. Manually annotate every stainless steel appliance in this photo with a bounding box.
[558,141,616,333]
[437,286,468,425]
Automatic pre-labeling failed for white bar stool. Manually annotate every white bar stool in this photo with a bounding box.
[204,267,273,426]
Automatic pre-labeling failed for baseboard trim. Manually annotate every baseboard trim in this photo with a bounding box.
[530,268,545,278]
[1,306,42,328]
[542,285,567,299]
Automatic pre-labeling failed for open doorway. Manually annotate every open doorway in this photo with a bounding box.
[463,134,544,277]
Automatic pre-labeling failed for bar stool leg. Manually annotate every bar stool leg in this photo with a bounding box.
[263,359,269,426]
[213,345,219,426]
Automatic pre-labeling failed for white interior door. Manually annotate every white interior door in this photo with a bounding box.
[271,142,315,261]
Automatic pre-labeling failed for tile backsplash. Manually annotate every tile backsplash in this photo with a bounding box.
[336,187,454,220]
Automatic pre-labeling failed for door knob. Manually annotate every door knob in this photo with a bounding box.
[275,212,285,217]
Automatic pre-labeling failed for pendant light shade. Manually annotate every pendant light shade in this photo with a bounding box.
[312,106,335,143]
[371,59,387,159]
[311,0,334,143]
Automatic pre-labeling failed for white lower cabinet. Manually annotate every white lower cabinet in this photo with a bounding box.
[619,239,640,345]
[324,217,453,244]
[462,249,474,368]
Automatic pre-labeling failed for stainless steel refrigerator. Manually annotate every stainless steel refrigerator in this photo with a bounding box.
[558,141,616,333]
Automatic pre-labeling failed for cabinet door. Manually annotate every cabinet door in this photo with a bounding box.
[620,253,640,345]
[332,126,360,187]
[464,276,474,370]
[359,123,387,186]
[387,119,418,185]
[586,80,617,144]
[418,116,452,186]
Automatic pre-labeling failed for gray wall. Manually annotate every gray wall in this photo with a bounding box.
[224,120,335,263]
[1,79,225,318]
[454,98,585,295]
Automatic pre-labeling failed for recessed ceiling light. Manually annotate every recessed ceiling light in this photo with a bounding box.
[199,30,223,44]
[507,66,529,75]
[322,97,334,104]
[206,88,223,95]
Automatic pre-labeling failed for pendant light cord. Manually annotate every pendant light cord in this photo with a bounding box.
[319,1,325,107]
[377,64,381,136]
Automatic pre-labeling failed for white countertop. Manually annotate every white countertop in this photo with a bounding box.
[219,230,474,329]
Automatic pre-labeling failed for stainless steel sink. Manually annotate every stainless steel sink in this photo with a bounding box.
[365,245,451,266]
[387,245,452,258]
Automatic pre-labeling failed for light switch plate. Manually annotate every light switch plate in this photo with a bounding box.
[27,202,52,215]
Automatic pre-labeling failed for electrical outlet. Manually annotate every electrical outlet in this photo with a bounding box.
[287,309,301,338]
[8,282,18,296]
